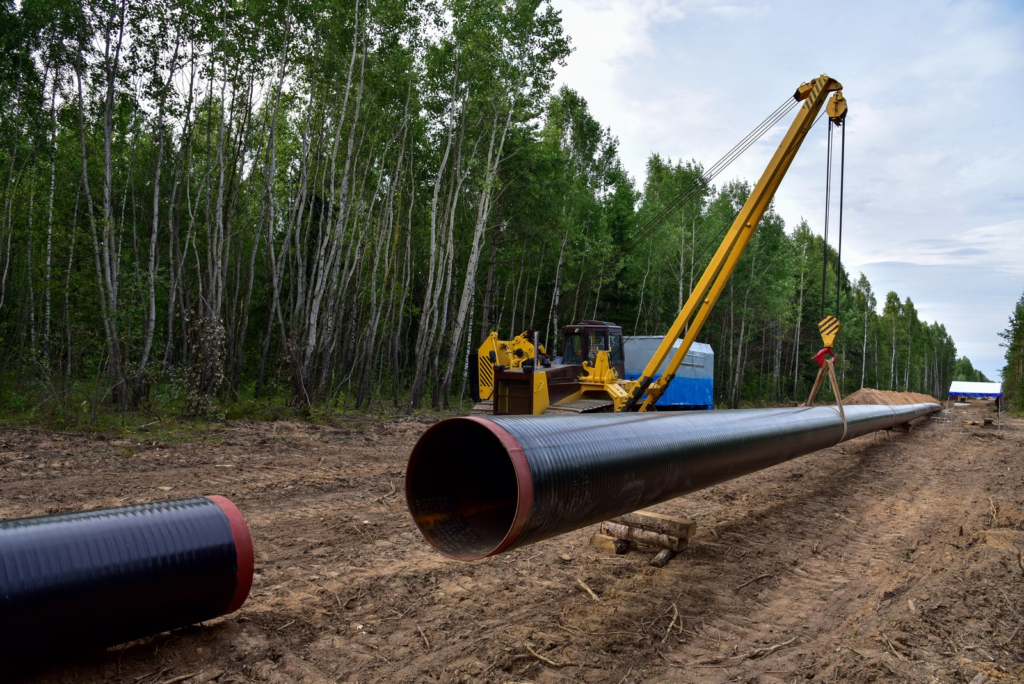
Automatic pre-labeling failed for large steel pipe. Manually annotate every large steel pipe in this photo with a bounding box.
[406,403,938,560]
[0,496,253,659]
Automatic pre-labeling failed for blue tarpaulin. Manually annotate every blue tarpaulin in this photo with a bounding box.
[623,337,714,410]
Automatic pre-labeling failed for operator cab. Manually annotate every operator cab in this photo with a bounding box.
[562,320,625,373]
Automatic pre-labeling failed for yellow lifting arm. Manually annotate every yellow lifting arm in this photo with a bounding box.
[624,75,848,412]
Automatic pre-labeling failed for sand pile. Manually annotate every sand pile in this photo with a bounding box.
[843,388,942,406]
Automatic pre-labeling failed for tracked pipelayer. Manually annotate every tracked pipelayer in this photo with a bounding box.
[472,74,848,416]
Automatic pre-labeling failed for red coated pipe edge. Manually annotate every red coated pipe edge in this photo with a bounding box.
[405,416,534,561]
[464,417,533,558]
[206,495,254,613]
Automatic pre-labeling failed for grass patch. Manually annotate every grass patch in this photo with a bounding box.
[0,374,474,439]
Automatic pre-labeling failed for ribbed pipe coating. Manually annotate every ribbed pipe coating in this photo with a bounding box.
[0,496,253,658]
[406,403,939,560]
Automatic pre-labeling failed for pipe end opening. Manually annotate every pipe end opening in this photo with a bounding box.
[405,418,524,560]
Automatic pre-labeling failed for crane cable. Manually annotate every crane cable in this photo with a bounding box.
[811,115,848,437]
[835,120,846,317]
[820,120,833,319]
[618,96,799,257]
[682,104,840,292]
[636,104,834,303]
[820,118,846,319]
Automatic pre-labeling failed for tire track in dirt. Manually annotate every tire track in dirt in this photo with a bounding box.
[647,410,1023,683]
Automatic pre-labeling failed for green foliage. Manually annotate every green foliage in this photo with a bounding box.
[999,290,1024,412]
[0,0,965,423]
[952,356,990,383]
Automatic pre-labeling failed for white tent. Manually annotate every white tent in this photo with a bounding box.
[948,381,1003,429]
[948,381,1002,398]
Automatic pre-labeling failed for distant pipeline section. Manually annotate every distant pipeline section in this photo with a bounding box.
[405,404,939,560]
[0,496,253,659]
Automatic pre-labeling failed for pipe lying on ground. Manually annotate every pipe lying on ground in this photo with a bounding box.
[406,403,939,560]
[0,496,253,657]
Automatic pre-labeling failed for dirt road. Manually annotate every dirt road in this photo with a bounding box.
[1,403,1021,683]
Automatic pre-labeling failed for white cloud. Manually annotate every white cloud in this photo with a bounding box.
[862,220,1024,276]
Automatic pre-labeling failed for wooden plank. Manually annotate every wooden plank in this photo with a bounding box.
[589,533,634,555]
[600,522,687,552]
[649,548,677,568]
[609,511,696,540]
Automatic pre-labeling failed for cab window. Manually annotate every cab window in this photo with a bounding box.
[564,333,584,365]
[609,334,624,364]
[586,330,607,363]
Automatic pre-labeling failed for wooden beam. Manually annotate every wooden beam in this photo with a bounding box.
[589,533,634,555]
[600,522,687,552]
[650,549,677,568]
[609,511,696,540]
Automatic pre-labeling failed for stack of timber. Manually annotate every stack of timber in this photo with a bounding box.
[591,511,696,567]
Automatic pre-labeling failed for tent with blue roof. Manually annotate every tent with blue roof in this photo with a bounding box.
[948,381,1003,429]
[948,381,1002,399]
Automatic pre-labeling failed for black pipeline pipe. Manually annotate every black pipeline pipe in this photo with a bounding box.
[0,496,253,658]
[406,403,938,560]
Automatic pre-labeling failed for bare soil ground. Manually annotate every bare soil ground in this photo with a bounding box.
[2,401,1022,684]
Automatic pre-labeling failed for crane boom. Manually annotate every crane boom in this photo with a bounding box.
[623,75,848,412]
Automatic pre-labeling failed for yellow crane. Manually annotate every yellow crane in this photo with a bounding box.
[473,75,848,415]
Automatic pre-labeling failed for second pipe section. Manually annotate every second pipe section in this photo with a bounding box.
[0,496,253,659]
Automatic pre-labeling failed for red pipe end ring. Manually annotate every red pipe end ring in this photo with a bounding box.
[206,495,254,614]
[461,417,534,558]
[406,416,534,560]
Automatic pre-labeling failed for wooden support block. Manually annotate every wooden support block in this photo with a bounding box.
[589,533,634,555]
[600,522,687,552]
[893,423,911,433]
[650,548,677,568]
[609,511,696,540]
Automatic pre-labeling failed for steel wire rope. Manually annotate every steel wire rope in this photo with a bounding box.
[834,119,846,317]
[607,102,839,407]
[615,97,804,307]
[567,95,825,353]
[624,103,831,274]
[819,117,848,321]
[821,120,834,320]
[620,100,798,255]
[688,106,835,272]
[658,106,835,342]
[618,96,800,257]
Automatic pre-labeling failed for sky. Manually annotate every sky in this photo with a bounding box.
[552,0,1024,382]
